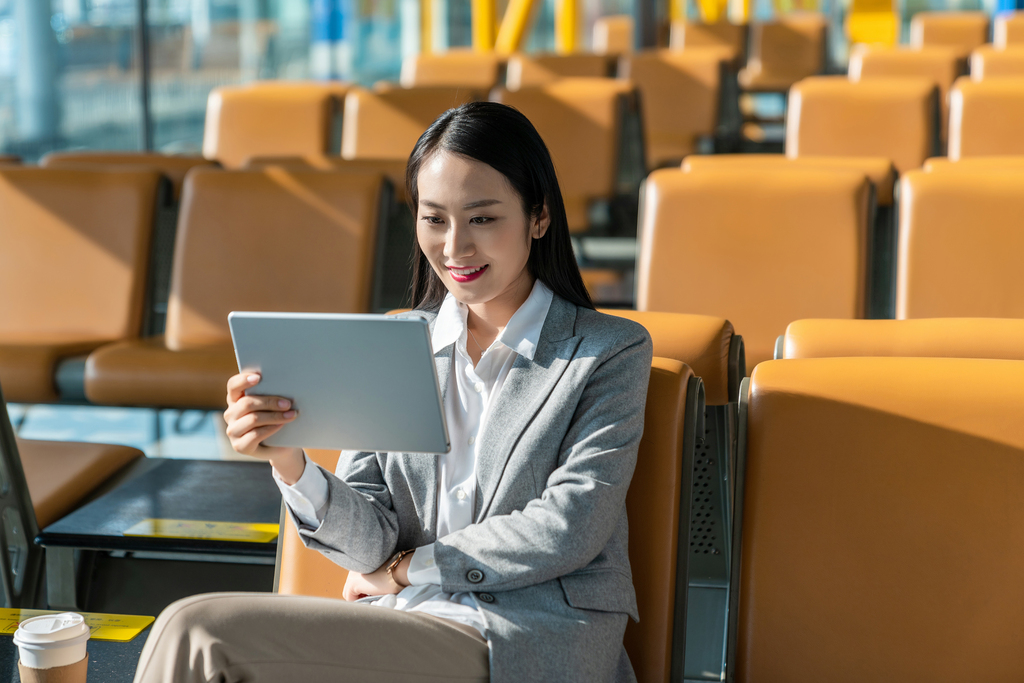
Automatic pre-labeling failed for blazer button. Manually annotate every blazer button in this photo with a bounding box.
[477,593,495,603]
[467,569,484,583]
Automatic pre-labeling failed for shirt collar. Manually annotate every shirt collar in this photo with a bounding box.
[431,280,554,361]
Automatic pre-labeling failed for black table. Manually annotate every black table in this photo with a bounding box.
[1,628,151,683]
[37,459,282,609]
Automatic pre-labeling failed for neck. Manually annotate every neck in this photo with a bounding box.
[466,273,536,337]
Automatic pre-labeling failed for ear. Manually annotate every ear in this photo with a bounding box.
[532,203,551,240]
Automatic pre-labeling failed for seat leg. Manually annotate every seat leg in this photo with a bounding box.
[46,547,77,610]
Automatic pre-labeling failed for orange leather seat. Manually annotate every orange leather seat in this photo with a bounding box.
[245,156,409,202]
[994,11,1024,47]
[619,50,726,166]
[0,155,22,164]
[780,317,1024,361]
[399,50,502,89]
[40,152,217,200]
[19,438,143,528]
[491,78,642,233]
[669,21,748,62]
[786,76,939,173]
[923,154,1024,171]
[736,357,1024,683]
[848,45,965,140]
[84,168,386,408]
[203,82,352,169]
[969,45,1024,79]
[341,85,482,161]
[896,169,1024,319]
[910,10,989,56]
[279,357,703,683]
[504,54,612,89]
[637,167,871,369]
[738,13,827,92]
[948,76,1024,159]
[602,310,741,405]
[682,153,896,205]
[593,15,635,55]
[0,168,162,403]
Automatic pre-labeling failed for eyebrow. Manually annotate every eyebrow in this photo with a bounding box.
[420,199,503,210]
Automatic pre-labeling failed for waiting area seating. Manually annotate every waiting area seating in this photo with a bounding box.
[738,13,827,92]
[0,168,163,404]
[923,154,1024,171]
[910,10,989,56]
[504,54,612,89]
[203,82,352,168]
[779,317,1024,361]
[948,76,1024,158]
[896,169,1024,319]
[994,10,1024,47]
[786,76,940,172]
[669,20,748,61]
[399,50,502,89]
[733,357,1024,682]
[40,152,216,200]
[592,15,635,55]
[969,45,1024,79]
[637,166,871,369]
[84,168,387,408]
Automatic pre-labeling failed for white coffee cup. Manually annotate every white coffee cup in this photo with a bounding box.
[13,612,90,669]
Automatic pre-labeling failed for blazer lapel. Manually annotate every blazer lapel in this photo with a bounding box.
[474,297,581,520]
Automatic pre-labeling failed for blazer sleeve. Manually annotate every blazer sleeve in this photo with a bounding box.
[431,325,653,593]
[293,451,401,574]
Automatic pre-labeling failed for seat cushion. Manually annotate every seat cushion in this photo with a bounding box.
[85,337,237,409]
[19,438,143,528]
[0,338,111,403]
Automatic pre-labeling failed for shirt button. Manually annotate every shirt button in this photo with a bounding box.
[467,569,484,583]
[477,593,495,603]
[456,488,467,501]
[474,382,484,393]
[467,436,475,445]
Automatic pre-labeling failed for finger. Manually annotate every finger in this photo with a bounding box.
[224,395,291,424]
[226,372,261,405]
[225,410,296,440]
[233,423,286,454]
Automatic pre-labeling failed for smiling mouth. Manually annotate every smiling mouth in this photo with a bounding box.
[447,265,489,283]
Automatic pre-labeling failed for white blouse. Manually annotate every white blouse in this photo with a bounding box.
[274,280,554,636]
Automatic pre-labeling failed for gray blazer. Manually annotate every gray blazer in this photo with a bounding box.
[296,293,653,683]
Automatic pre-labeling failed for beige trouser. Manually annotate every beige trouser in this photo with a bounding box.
[132,592,490,683]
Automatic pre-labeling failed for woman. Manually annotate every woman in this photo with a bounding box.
[133,102,652,683]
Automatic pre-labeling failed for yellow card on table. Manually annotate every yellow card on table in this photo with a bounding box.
[0,609,154,642]
[123,519,279,543]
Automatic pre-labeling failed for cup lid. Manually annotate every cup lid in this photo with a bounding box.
[14,613,90,646]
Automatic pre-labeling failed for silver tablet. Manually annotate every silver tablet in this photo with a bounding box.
[228,311,450,454]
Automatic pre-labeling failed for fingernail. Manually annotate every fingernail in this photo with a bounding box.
[283,410,296,418]
[247,374,260,383]
[277,399,290,409]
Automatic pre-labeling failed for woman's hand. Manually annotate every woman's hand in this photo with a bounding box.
[342,554,414,601]
[224,372,304,483]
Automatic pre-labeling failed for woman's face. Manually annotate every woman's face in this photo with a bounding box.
[416,152,549,308]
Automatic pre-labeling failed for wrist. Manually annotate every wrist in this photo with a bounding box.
[392,553,413,588]
[269,448,306,485]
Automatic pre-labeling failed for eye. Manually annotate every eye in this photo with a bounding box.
[421,215,445,225]
[469,216,494,225]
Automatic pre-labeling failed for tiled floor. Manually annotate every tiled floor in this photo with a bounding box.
[7,404,246,460]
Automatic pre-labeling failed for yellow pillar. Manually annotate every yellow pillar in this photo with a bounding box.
[555,0,577,54]
[697,0,726,23]
[670,0,686,22]
[472,0,497,50]
[846,0,899,46]
[420,0,433,53]
[495,0,535,54]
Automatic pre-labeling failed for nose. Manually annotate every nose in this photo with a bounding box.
[443,221,474,261]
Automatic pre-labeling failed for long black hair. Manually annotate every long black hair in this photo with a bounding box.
[406,101,594,312]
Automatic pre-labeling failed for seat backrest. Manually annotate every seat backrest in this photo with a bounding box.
[780,317,1024,360]
[491,78,640,233]
[637,167,871,368]
[593,15,635,55]
[40,152,217,200]
[786,76,939,173]
[923,154,1024,171]
[203,82,351,169]
[683,153,896,206]
[668,21,748,61]
[246,156,410,203]
[0,168,161,341]
[848,45,964,139]
[994,10,1024,47]
[910,10,989,54]
[948,76,1024,159]
[969,45,1024,80]
[165,168,384,349]
[743,13,827,87]
[277,361,704,683]
[504,53,612,89]
[896,169,1024,319]
[341,85,481,161]
[735,356,1024,683]
[399,50,502,89]
[603,310,741,405]
[618,50,724,166]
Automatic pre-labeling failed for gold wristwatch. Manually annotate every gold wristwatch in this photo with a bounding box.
[385,549,414,582]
